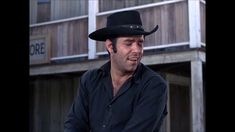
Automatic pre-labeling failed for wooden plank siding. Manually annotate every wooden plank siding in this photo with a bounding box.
[30,18,88,58]
[169,84,190,132]
[96,1,189,52]
[30,0,88,24]
[174,1,189,43]
[37,2,51,23]
[50,0,88,21]
[29,75,80,132]
[200,2,206,43]
[99,0,163,12]
[30,0,37,24]
[30,1,190,58]
[96,14,109,52]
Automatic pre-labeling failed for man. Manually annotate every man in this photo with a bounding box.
[64,10,168,132]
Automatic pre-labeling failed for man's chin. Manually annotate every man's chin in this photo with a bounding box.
[126,65,138,72]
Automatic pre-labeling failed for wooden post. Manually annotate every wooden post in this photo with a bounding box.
[166,80,171,132]
[188,0,201,48]
[190,60,204,132]
[88,0,98,59]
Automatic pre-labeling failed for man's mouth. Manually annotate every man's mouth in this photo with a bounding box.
[128,57,139,61]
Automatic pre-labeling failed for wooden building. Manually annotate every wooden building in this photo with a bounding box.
[29,0,206,132]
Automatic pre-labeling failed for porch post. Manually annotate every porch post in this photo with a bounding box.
[88,0,98,59]
[190,60,205,132]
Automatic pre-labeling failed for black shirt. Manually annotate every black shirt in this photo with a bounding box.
[64,61,167,132]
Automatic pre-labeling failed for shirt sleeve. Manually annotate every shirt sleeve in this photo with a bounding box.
[64,73,90,132]
[121,76,168,132]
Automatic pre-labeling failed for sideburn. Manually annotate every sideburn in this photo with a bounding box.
[109,37,117,53]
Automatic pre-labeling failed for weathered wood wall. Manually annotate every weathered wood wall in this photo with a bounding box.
[30,18,88,58]
[30,0,37,24]
[50,0,88,21]
[169,84,190,132]
[30,0,88,24]
[29,75,80,132]
[30,1,189,57]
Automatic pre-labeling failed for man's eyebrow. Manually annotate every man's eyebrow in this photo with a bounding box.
[123,37,144,43]
[123,39,134,42]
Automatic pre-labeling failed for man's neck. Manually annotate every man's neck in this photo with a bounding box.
[110,66,134,96]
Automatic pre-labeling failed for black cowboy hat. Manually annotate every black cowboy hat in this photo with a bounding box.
[88,10,158,41]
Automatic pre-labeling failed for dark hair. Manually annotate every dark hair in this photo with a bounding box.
[108,37,117,53]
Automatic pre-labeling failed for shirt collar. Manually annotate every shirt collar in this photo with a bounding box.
[99,61,111,77]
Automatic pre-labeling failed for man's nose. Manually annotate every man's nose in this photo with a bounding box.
[132,43,142,53]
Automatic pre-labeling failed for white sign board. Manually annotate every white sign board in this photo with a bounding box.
[30,35,50,65]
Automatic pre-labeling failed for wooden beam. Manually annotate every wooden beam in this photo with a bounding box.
[166,81,171,132]
[141,50,205,65]
[30,50,205,76]
[166,73,190,86]
[30,59,108,76]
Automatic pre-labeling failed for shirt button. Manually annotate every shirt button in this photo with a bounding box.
[102,124,106,128]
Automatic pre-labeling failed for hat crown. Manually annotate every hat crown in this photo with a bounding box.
[88,10,158,41]
[106,11,142,27]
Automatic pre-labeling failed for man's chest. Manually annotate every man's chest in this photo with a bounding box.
[88,80,141,125]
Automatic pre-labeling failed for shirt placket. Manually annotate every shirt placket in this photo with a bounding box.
[101,104,112,130]
[101,75,113,131]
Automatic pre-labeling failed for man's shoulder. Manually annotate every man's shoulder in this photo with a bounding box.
[141,64,166,83]
[81,61,110,83]
[80,68,101,82]
[141,64,160,77]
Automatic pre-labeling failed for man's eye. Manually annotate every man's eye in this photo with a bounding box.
[138,42,143,47]
[125,43,132,46]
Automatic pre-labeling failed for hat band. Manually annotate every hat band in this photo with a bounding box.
[111,24,144,31]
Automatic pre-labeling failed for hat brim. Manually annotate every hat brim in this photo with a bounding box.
[89,25,158,41]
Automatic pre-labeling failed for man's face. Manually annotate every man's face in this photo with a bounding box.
[109,35,144,73]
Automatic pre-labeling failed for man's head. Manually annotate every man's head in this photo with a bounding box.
[105,35,144,73]
[88,10,158,73]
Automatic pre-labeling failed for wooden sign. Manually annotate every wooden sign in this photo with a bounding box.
[30,35,51,65]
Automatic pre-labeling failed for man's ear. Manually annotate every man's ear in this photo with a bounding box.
[105,39,113,53]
